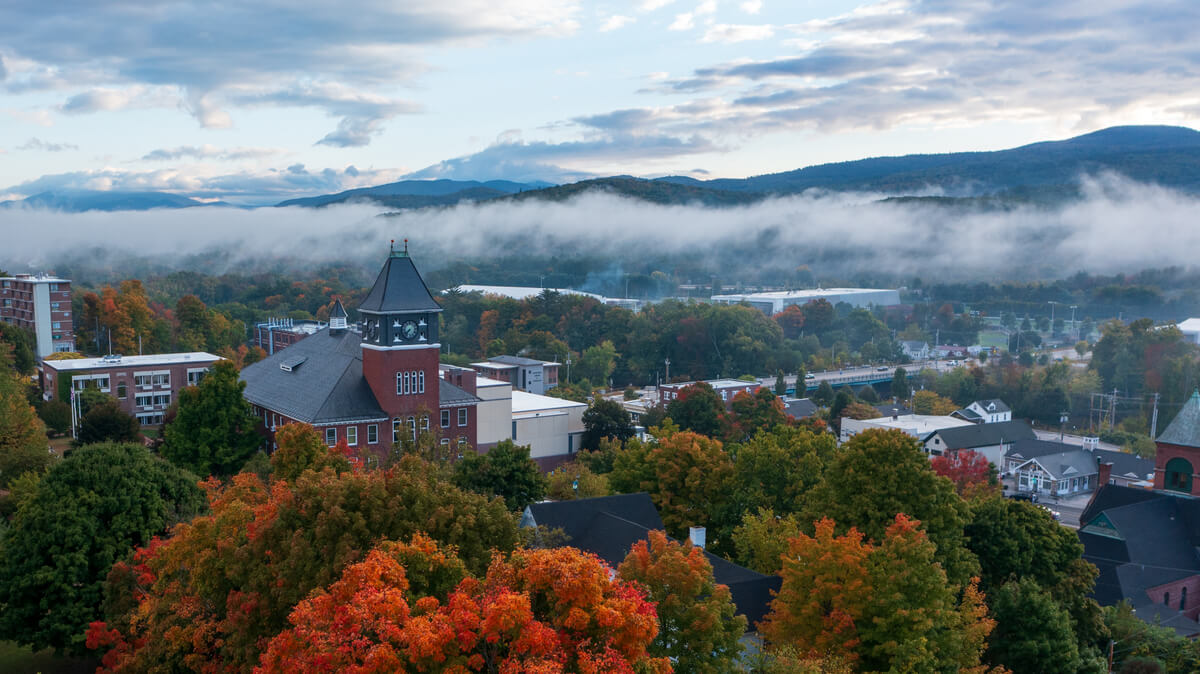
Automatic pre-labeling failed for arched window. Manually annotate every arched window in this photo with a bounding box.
[1182,586,1188,611]
[1164,592,1171,607]
[408,416,416,441]
[1165,457,1194,493]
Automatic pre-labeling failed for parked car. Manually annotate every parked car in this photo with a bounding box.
[876,366,889,371]
[1008,491,1040,503]
[804,373,816,380]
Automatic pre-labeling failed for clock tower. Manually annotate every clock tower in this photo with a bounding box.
[358,241,442,439]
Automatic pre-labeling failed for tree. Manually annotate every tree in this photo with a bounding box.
[931,449,997,498]
[609,424,735,543]
[269,422,350,482]
[576,339,619,386]
[582,397,635,450]
[618,530,745,672]
[986,578,1080,674]
[775,369,788,396]
[453,439,547,511]
[857,383,879,403]
[1076,340,1090,357]
[0,322,36,375]
[90,457,520,670]
[161,359,261,476]
[37,399,72,436]
[731,508,807,574]
[722,388,788,442]
[730,425,834,519]
[666,382,726,438]
[813,379,836,406]
[76,400,139,446]
[0,442,204,654]
[546,461,609,500]
[801,429,978,586]
[0,346,51,488]
[827,390,856,433]
[912,390,959,415]
[891,367,910,400]
[252,544,670,674]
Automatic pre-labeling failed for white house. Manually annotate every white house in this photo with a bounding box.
[901,341,930,361]
[952,399,1012,424]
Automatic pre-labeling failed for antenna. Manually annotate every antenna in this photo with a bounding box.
[390,239,395,254]
[404,238,409,254]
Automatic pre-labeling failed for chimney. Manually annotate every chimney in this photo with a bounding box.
[1097,461,1112,487]
[893,408,899,421]
[689,526,706,550]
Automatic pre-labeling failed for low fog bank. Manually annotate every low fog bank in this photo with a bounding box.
[1,174,1196,283]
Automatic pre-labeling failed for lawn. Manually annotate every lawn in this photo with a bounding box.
[978,330,1010,350]
[0,641,98,674]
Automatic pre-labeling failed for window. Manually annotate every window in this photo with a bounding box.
[96,376,110,391]
[440,438,450,446]
[154,373,170,387]
[404,371,411,395]
[117,382,127,399]
[187,369,207,386]
[408,416,416,441]
[1183,587,1188,611]
[396,372,403,395]
[421,415,429,432]
[136,394,154,408]
[52,322,61,329]
[1165,592,1171,607]
[325,428,337,447]
[49,283,58,291]
[458,408,468,426]
[418,370,425,394]
[393,419,401,443]
[347,426,358,446]
[441,410,450,428]
[367,424,378,445]
[153,393,170,406]
[458,436,468,447]
[51,302,59,309]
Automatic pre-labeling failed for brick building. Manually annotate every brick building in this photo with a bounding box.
[252,317,327,355]
[1,273,76,358]
[40,352,222,426]
[659,378,762,408]
[240,246,481,457]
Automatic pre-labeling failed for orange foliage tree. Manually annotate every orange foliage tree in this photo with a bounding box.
[88,457,519,672]
[762,515,996,672]
[256,541,671,674]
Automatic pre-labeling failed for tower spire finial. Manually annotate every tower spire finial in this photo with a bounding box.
[404,238,409,255]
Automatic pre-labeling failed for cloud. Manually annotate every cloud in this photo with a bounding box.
[140,145,283,161]
[695,0,717,15]
[599,15,635,32]
[669,13,694,30]
[0,1,580,144]
[701,24,774,43]
[4,175,1200,285]
[3,163,407,205]
[17,137,79,152]
[640,0,676,10]
[740,0,762,14]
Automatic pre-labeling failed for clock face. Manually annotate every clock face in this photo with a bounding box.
[402,320,418,340]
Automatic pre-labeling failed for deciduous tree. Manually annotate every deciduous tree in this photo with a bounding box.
[545,461,609,500]
[452,439,547,511]
[582,397,635,449]
[0,442,203,654]
[931,449,997,498]
[986,578,1080,674]
[912,390,959,415]
[0,346,51,488]
[618,530,745,672]
[269,422,350,482]
[161,359,262,476]
[76,400,139,446]
[666,382,726,438]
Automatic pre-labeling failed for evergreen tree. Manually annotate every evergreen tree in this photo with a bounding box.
[857,383,879,403]
[774,369,788,396]
[161,360,261,476]
[891,367,910,401]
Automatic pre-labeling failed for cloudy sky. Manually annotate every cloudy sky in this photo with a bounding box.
[1,0,1198,204]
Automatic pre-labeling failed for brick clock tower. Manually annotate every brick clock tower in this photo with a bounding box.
[1153,390,1200,496]
[358,241,443,443]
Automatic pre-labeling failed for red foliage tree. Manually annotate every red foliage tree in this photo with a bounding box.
[930,449,996,498]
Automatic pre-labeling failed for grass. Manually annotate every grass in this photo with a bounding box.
[47,436,73,458]
[0,641,98,674]
[978,330,1010,349]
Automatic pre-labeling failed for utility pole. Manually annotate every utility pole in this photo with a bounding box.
[1070,305,1078,337]
[1110,388,1118,432]
[664,357,671,383]
[1151,392,1160,439]
[1060,412,1069,442]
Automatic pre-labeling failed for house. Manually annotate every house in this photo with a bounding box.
[41,351,221,427]
[952,399,1012,424]
[922,419,1036,466]
[470,355,560,395]
[781,397,819,420]
[520,493,780,629]
[240,246,481,457]
[660,379,762,408]
[1005,439,1154,489]
[901,341,930,361]
[932,345,970,359]
[840,414,973,445]
[1078,484,1200,636]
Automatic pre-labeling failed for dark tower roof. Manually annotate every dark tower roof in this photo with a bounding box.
[1158,390,1200,448]
[358,242,442,315]
[330,299,347,319]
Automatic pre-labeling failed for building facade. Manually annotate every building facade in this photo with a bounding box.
[240,248,481,458]
[253,318,327,355]
[711,287,901,314]
[41,352,221,426]
[470,355,560,394]
[659,379,762,408]
[1,274,76,358]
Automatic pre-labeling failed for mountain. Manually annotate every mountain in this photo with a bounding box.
[275,179,552,208]
[0,190,227,212]
[505,176,762,207]
[654,125,1200,197]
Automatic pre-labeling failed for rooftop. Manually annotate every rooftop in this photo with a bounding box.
[1157,390,1200,449]
[1176,318,1200,333]
[931,419,1036,448]
[487,354,560,367]
[42,352,221,372]
[449,285,604,302]
[1,275,71,283]
[358,251,442,315]
[511,390,586,414]
[712,288,897,300]
[852,414,973,437]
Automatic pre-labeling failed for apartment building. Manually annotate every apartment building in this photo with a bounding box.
[0,274,76,358]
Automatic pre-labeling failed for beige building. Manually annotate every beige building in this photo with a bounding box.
[512,391,586,469]
[474,374,514,452]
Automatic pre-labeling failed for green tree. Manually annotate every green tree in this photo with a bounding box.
[774,369,788,396]
[827,389,855,433]
[891,367,910,401]
[76,399,139,446]
[452,439,547,511]
[581,397,634,450]
[730,425,834,518]
[0,347,51,488]
[722,388,788,443]
[857,384,879,403]
[37,400,72,436]
[986,578,1080,674]
[731,508,807,574]
[0,322,36,375]
[269,422,351,482]
[813,379,836,406]
[618,530,745,672]
[161,360,261,476]
[545,461,609,500]
[575,339,618,386]
[801,429,978,586]
[665,382,726,438]
[0,442,204,654]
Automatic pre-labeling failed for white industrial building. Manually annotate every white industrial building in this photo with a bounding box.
[1176,318,1200,345]
[710,288,901,314]
[511,391,586,468]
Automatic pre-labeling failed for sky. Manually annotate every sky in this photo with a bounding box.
[1,0,1199,205]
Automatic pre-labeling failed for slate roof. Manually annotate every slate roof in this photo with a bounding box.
[240,327,387,424]
[330,299,347,318]
[522,493,781,628]
[930,419,1035,449]
[953,407,984,422]
[1078,485,1200,636]
[440,379,481,406]
[488,355,552,367]
[358,252,442,315]
[875,403,913,417]
[782,397,818,419]
[1013,449,1099,480]
[975,399,1011,413]
[1157,390,1200,448]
